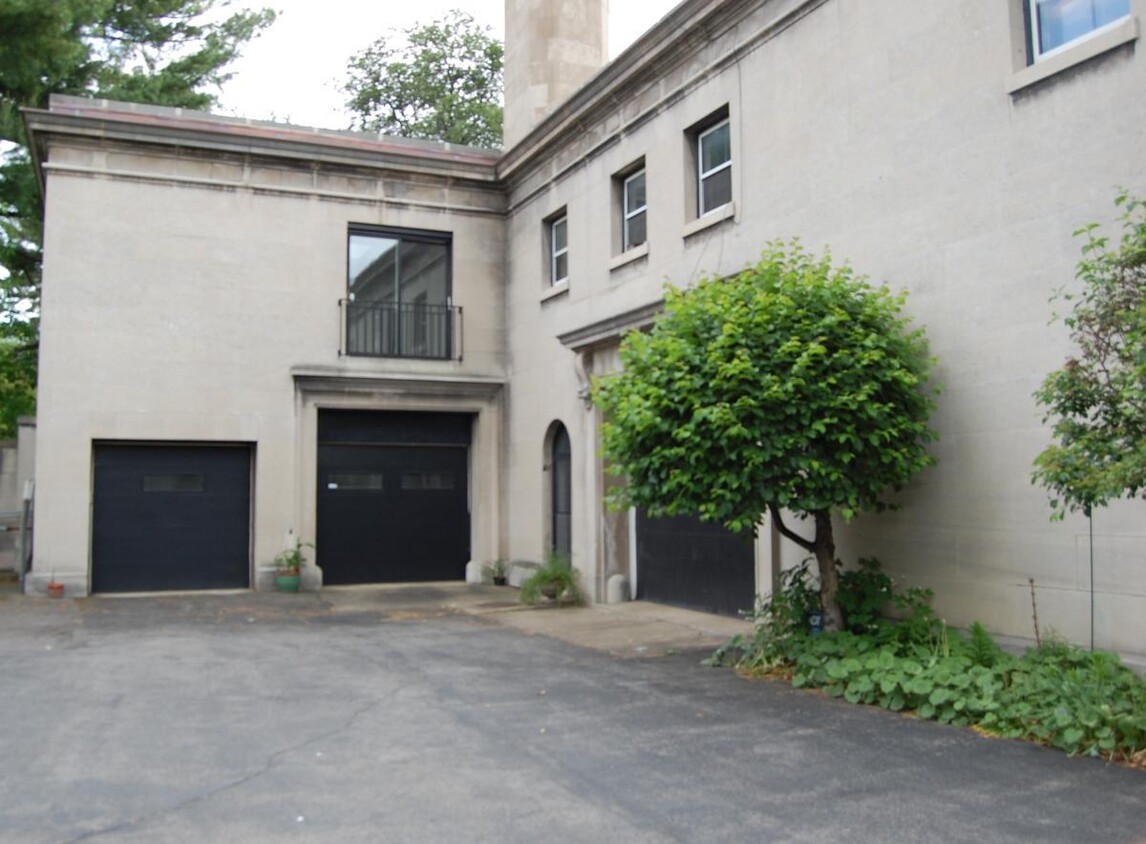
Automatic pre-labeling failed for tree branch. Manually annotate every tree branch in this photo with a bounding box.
[768,503,815,553]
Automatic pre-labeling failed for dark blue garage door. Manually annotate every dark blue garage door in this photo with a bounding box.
[636,510,756,617]
[91,444,252,592]
[317,410,471,585]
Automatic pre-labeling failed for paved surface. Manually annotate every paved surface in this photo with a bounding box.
[1,585,1143,843]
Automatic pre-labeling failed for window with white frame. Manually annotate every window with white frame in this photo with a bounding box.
[697,118,731,216]
[622,169,647,252]
[1028,0,1130,59]
[549,215,568,286]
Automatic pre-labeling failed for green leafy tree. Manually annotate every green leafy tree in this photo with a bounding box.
[593,240,939,631]
[343,10,503,148]
[0,0,275,437]
[1033,191,1146,517]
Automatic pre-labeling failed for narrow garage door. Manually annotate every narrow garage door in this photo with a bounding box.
[317,410,471,585]
[92,444,252,593]
[635,510,755,617]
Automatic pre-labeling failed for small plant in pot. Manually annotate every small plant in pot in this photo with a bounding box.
[519,553,585,606]
[273,539,313,593]
[488,559,508,586]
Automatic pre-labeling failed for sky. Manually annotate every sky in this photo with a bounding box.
[217,0,680,130]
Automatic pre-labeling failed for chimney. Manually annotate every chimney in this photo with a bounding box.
[503,0,609,149]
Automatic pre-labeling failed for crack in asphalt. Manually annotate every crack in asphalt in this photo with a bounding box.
[64,689,403,843]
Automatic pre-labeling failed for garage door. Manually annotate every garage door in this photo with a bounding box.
[92,444,252,593]
[317,410,471,585]
[635,510,755,617]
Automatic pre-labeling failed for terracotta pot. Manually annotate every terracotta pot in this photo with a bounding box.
[47,582,65,598]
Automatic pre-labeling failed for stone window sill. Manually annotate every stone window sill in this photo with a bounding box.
[683,201,736,239]
[609,242,649,272]
[541,281,569,304]
[1007,17,1138,94]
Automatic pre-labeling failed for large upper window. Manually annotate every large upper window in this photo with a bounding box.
[345,226,453,359]
[1028,0,1130,59]
[697,118,732,216]
[550,215,568,286]
[622,169,647,252]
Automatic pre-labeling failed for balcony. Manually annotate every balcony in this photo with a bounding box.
[340,299,462,361]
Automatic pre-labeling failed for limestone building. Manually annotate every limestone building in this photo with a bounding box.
[23,0,1146,657]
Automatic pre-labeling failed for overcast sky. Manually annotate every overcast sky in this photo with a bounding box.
[217,0,679,130]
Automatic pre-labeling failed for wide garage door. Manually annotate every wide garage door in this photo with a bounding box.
[635,510,755,617]
[92,444,252,593]
[317,410,471,585]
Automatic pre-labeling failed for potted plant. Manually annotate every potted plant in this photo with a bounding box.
[273,539,312,593]
[488,559,508,586]
[46,572,64,599]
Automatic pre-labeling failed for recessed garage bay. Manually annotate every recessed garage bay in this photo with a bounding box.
[316,410,472,585]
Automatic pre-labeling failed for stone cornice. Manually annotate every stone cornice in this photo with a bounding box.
[292,366,505,400]
[24,95,501,187]
[556,300,664,351]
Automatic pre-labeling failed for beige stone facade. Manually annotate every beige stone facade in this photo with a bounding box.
[25,0,1146,657]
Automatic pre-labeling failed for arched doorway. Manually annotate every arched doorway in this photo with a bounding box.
[550,423,571,556]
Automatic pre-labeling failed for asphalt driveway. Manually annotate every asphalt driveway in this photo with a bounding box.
[1,587,1143,843]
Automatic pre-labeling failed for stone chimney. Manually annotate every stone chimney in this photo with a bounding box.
[503,0,609,149]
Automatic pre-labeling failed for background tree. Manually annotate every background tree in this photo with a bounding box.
[1033,191,1146,517]
[0,0,275,437]
[343,10,503,148]
[593,240,939,631]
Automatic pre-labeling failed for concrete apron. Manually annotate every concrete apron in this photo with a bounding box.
[324,582,755,658]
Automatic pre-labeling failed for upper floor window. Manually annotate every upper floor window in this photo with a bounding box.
[697,118,732,215]
[344,226,455,359]
[550,215,568,286]
[1028,0,1130,59]
[622,169,647,251]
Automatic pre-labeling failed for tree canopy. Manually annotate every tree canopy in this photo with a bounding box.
[343,10,503,149]
[1033,191,1146,517]
[0,0,275,437]
[593,240,939,630]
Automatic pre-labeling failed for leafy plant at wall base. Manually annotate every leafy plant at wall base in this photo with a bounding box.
[519,553,585,606]
[709,559,1146,763]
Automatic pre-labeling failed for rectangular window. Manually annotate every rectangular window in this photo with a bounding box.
[326,472,385,491]
[698,119,732,215]
[401,471,456,491]
[345,226,453,359]
[143,474,204,493]
[622,169,647,252]
[550,215,568,286]
[1028,0,1130,58]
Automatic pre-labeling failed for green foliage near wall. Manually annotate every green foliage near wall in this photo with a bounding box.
[1033,191,1146,517]
[709,559,1146,764]
[593,239,939,631]
[343,10,503,149]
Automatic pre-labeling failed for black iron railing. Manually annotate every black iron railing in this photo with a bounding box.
[340,299,462,361]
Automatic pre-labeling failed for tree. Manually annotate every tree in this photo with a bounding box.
[0,0,275,437]
[593,240,939,631]
[343,10,503,149]
[1033,191,1146,517]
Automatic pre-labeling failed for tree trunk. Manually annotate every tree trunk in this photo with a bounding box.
[812,510,844,632]
[766,504,845,633]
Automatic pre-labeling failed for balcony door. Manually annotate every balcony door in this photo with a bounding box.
[346,226,452,359]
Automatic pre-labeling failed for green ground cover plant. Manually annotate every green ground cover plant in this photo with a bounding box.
[707,558,1146,765]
